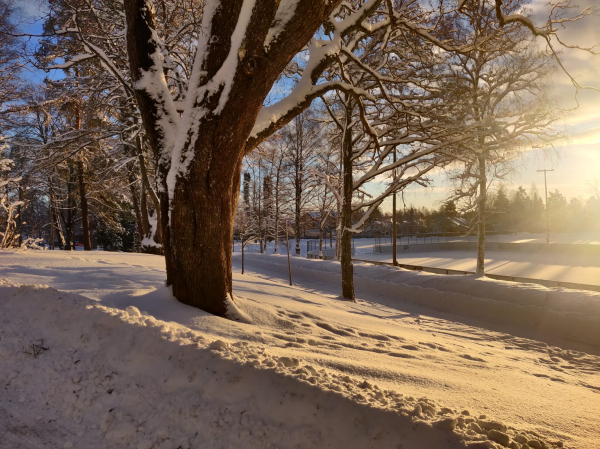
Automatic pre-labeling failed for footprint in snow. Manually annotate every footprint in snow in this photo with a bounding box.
[580,382,600,392]
[459,354,486,363]
[358,332,392,342]
[319,335,337,341]
[315,322,355,337]
[532,373,566,383]
[388,352,418,359]
[401,345,420,351]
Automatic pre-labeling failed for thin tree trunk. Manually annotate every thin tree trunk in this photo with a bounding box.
[50,184,66,249]
[476,154,486,276]
[274,216,279,253]
[140,180,151,235]
[136,136,161,244]
[273,161,281,254]
[16,186,23,246]
[77,159,92,251]
[130,182,144,252]
[392,148,397,266]
[319,225,323,258]
[241,240,245,274]
[49,183,54,250]
[72,68,91,251]
[286,220,292,285]
[63,161,76,251]
[335,201,341,260]
[295,171,301,255]
[340,103,355,301]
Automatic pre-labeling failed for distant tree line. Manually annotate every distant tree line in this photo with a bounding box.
[370,184,600,237]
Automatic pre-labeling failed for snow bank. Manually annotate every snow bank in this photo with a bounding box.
[238,254,600,346]
[0,281,565,449]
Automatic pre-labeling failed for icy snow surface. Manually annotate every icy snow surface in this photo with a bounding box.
[360,250,600,286]
[1,249,599,449]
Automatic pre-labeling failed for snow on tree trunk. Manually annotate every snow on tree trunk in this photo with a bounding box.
[125,0,353,315]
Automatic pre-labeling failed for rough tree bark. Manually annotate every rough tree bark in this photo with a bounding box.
[340,101,355,301]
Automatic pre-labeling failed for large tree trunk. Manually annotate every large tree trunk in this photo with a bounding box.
[77,159,92,251]
[476,154,487,276]
[125,0,341,316]
[169,152,243,316]
[340,104,355,301]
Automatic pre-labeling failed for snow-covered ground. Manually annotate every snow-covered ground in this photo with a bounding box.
[1,250,599,449]
[244,233,600,286]
[371,232,600,246]
[258,232,600,259]
[360,250,600,286]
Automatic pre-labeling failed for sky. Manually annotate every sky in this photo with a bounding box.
[381,0,600,211]
[13,0,600,211]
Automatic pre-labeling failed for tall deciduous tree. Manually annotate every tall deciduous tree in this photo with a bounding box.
[119,0,596,315]
[447,0,560,275]
[124,0,394,315]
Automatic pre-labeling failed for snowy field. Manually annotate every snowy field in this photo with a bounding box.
[1,250,600,449]
[365,232,600,246]
[244,233,600,286]
[268,232,600,256]
[360,250,600,286]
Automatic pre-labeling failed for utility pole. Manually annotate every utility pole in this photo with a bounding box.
[285,220,292,286]
[537,169,554,244]
[392,148,397,266]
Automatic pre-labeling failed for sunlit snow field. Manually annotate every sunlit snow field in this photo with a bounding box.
[1,249,599,448]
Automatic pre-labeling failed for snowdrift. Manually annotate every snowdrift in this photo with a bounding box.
[0,281,569,449]
[239,253,600,347]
